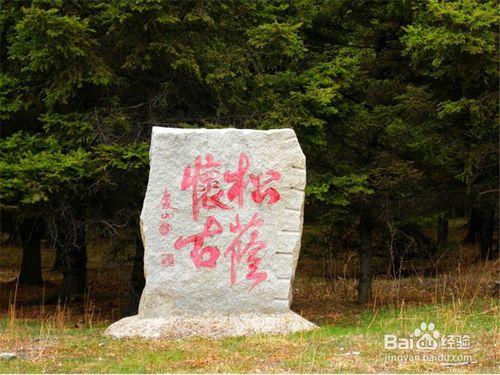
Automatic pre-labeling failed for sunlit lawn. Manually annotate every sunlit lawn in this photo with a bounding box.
[1,297,497,373]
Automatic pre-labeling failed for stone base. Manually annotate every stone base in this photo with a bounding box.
[105,312,316,339]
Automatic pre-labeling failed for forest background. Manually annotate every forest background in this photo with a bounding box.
[0,0,498,372]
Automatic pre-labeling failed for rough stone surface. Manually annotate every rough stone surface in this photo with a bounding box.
[106,127,315,338]
[106,312,315,339]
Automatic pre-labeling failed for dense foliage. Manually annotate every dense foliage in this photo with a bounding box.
[1,0,498,302]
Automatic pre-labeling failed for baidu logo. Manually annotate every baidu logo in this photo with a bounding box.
[414,322,440,350]
[384,322,470,351]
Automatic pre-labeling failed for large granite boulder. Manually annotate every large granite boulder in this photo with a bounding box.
[106,127,315,338]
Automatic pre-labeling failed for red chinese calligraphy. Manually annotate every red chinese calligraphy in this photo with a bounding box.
[161,253,174,267]
[161,189,176,211]
[181,154,231,222]
[224,152,250,207]
[159,223,171,236]
[174,216,223,269]
[249,170,281,204]
[173,152,282,288]
[224,213,268,290]
[158,188,177,237]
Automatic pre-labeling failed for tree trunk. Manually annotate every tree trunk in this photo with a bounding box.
[480,200,495,261]
[464,206,481,244]
[123,231,145,316]
[437,212,449,249]
[357,213,373,304]
[52,240,63,271]
[18,218,43,285]
[59,223,87,300]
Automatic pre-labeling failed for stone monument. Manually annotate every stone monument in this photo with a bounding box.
[106,127,316,338]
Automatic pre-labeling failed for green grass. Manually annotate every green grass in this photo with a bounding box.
[1,297,497,373]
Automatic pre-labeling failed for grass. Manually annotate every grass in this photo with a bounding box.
[0,221,498,373]
[0,293,498,373]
